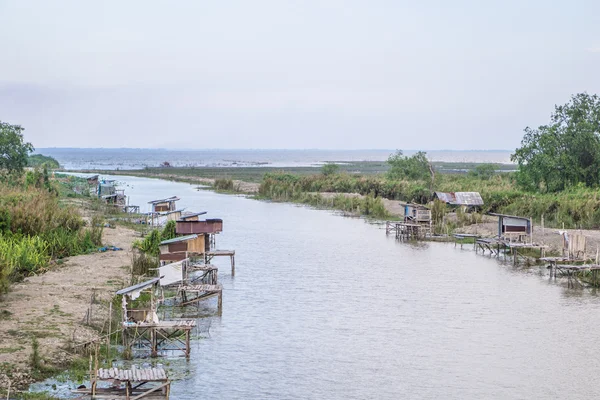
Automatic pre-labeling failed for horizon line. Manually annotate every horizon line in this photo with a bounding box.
[35,147,513,152]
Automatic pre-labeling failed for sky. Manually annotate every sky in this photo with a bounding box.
[0,0,599,150]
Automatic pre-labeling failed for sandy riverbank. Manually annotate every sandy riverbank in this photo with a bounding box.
[0,224,137,391]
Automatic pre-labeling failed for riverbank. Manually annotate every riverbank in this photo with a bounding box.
[0,218,137,394]
[84,169,600,257]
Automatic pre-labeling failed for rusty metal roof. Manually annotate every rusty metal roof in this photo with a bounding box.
[434,191,484,206]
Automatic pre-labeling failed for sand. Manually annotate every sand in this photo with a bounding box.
[0,224,137,390]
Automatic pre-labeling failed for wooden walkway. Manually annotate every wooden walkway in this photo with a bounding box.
[178,284,223,311]
[475,238,547,264]
[72,366,170,399]
[205,250,236,275]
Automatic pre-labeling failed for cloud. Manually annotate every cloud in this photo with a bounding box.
[586,47,600,53]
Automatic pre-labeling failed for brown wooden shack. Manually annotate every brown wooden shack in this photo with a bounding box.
[176,219,223,235]
[149,196,180,213]
[159,234,206,261]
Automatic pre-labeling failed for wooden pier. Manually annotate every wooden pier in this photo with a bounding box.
[122,320,196,358]
[385,221,429,240]
[177,284,223,311]
[475,238,547,265]
[205,250,236,276]
[72,366,170,399]
[453,233,479,249]
[543,262,600,288]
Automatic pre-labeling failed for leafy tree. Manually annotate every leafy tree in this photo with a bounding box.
[321,162,340,176]
[469,163,496,179]
[386,150,432,181]
[511,93,600,192]
[0,121,34,173]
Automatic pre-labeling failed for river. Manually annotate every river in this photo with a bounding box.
[44,175,600,399]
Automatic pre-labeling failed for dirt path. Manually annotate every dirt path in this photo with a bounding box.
[0,225,137,390]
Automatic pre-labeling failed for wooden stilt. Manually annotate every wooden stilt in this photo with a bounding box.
[185,330,190,359]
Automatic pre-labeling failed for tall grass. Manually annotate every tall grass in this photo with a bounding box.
[214,178,235,191]
[0,179,101,293]
[258,171,600,229]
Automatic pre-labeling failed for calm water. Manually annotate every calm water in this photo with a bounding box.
[40,175,600,399]
[37,148,514,170]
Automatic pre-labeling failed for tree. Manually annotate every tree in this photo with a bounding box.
[27,154,60,169]
[0,121,34,173]
[321,162,340,176]
[511,93,600,192]
[469,163,496,179]
[387,150,431,180]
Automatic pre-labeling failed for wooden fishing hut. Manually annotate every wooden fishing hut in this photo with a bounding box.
[174,216,235,275]
[490,213,532,243]
[72,366,171,399]
[158,258,223,312]
[384,203,431,240]
[146,197,182,227]
[149,196,180,213]
[176,217,223,247]
[86,174,99,195]
[159,234,207,262]
[475,213,546,264]
[116,278,196,358]
[98,179,116,196]
[404,203,431,224]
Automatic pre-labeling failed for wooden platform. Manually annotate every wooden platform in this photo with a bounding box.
[122,320,196,329]
[72,366,170,399]
[96,367,168,381]
[385,221,430,240]
[122,320,196,358]
[475,238,547,264]
[177,284,223,310]
[453,233,479,249]
[205,250,236,275]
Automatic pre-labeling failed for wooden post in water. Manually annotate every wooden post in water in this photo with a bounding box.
[151,329,158,357]
[185,330,191,359]
[218,290,223,314]
[231,254,235,276]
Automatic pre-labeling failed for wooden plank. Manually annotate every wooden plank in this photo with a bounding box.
[131,381,170,400]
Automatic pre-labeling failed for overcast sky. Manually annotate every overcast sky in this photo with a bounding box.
[0,0,598,149]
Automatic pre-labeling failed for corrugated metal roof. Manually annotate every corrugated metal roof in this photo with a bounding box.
[148,196,180,204]
[435,191,484,206]
[159,234,198,245]
[489,213,530,220]
[180,211,208,220]
[434,192,455,203]
[116,277,161,295]
[453,192,484,206]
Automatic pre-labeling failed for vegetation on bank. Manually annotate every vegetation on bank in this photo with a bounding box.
[0,121,104,294]
[0,171,104,293]
[27,154,61,169]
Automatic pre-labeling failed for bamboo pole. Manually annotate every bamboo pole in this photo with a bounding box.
[107,301,112,362]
